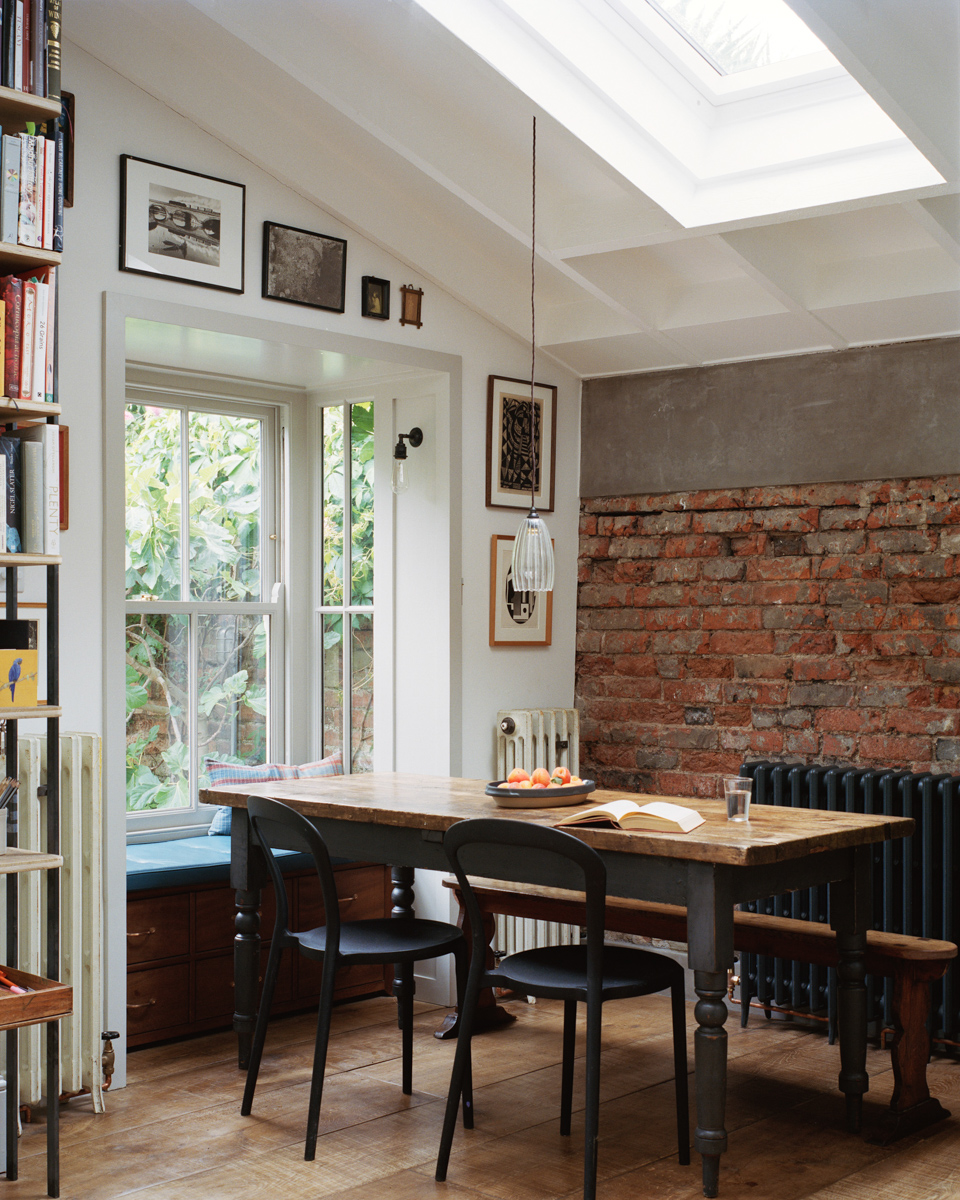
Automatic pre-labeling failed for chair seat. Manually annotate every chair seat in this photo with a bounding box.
[490,943,683,1002]
[294,917,465,965]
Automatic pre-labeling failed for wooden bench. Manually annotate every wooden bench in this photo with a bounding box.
[440,876,956,1143]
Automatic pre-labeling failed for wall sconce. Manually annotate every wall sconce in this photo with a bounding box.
[392,426,423,494]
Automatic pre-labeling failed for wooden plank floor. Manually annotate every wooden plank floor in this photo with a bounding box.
[4,993,959,1198]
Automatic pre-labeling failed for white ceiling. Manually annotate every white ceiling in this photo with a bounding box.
[71,0,960,380]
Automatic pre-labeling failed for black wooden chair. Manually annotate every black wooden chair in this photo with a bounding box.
[436,817,689,1200]
[241,796,471,1160]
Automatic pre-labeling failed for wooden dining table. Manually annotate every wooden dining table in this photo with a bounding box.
[202,773,914,1198]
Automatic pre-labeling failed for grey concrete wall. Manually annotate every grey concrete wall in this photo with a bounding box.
[580,338,960,498]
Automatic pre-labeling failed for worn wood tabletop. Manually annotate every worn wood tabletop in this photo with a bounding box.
[201,773,914,868]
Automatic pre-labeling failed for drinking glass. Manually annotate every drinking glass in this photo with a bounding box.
[723,776,752,822]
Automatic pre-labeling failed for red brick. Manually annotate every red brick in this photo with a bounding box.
[662,534,730,558]
[662,681,723,704]
[866,503,926,528]
[580,514,598,537]
[734,655,792,678]
[784,732,819,755]
[708,631,776,654]
[600,631,651,654]
[714,705,751,726]
[702,607,763,631]
[762,606,828,630]
[608,537,664,560]
[746,558,813,581]
[817,555,881,580]
[658,772,720,799]
[859,735,932,763]
[719,729,785,753]
[595,677,663,701]
[792,659,852,682]
[752,582,821,605]
[652,559,699,583]
[578,584,632,608]
[882,555,951,579]
[612,655,659,677]
[576,631,603,654]
[755,507,819,533]
[579,536,610,558]
[772,631,837,656]
[680,750,745,773]
[868,529,937,553]
[643,609,703,631]
[885,709,958,736]
[612,561,657,584]
[631,585,686,607]
[824,581,888,606]
[815,708,866,733]
[722,682,789,705]
[576,654,616,676]
[804,532,866,555]
[872,632,940,657]
[822,734,857,758]
[701,560,747,582]
[686,655,735,678]
[891,580,960,604]
[730,534,768,556]
[690,511,757,534]
[819,507,868,530]
[639,512,692,534]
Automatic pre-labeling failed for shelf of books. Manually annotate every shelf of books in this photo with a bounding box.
[0,2,65,1194]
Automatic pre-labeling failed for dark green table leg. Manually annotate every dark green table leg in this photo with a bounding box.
[831,846,871,1134]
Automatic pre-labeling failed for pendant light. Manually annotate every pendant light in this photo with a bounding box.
[511,116,555,594]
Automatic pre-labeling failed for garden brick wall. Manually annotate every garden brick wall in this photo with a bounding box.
[576,476,960,800]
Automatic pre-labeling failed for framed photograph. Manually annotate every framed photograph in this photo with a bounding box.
[361,276,390,319]
[262,221,347,312]
[119,155,245,293]
[489,535,553,647]
[486,375,557,512]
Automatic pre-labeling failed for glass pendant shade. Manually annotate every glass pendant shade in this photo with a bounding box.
[511,507,555,592]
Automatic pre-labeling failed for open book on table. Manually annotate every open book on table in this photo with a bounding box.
[556,798,705,834]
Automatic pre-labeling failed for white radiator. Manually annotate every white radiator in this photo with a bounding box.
[6,734,104,1112]
[496,708,580,778]
[494,709,580,955]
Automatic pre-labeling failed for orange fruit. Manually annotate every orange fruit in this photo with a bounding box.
[531,767,551,786]
[507,768,530,784]
[553,766,572,785]
[517,780,533,789]
[531,782,547,789]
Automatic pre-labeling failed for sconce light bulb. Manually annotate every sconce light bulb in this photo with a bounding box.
[392,458,409,495]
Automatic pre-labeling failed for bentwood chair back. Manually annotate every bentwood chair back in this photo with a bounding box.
[436,817,689,1200]
[241,796,470,1160]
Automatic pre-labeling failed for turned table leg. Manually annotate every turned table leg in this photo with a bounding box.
[434,892,516,1040]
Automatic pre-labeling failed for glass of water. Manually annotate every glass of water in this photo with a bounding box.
[723,776,752,822]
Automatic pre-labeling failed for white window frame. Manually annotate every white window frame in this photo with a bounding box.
[124,388,285,834]
[316,395,375,774]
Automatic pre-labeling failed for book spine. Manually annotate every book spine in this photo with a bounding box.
[2,277,20,398]
[13,0,21,91]
[0,300,6,390]
[29,0,42,96]
[1,135,18,245]
[31,278,45,404]
[17,132,37,246]
[0,437,20,553]
[19,0,27,93]
[51,117,62,251]
[43,264,52,401]
[41,135,52,248]
[45,0,56,101]
[21,437,41,553]
[41,423,56,553]
[1,0,13,89]
[18,277,34,400]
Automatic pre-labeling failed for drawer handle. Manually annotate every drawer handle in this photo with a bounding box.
[127,928,157,940]
[338,893,359,905]
[127,999,157,1011]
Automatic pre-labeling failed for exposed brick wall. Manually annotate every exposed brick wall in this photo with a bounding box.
[576,477,960,800]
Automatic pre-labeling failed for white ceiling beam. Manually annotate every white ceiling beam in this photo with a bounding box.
[903,198,960,264]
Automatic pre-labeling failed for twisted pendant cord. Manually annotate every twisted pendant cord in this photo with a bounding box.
[530,115,537,510]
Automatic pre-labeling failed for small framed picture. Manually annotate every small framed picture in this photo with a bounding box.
[262,220,347,312]
[361,276,390,319]
[399,285,423,328]
[486,375,557,512]
[119,155,245,293]
[490,535,553,647]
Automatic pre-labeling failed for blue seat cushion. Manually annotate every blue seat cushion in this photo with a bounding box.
[126,834,348,892]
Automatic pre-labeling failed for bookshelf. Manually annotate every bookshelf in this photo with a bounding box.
[0,28,66,1195]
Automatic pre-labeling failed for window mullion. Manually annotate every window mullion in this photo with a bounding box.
[180,409,190,602]
[342,403,353,773]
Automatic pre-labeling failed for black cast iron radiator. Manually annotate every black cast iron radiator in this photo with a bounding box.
[738,762,959,1046]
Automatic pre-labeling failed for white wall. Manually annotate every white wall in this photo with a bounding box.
[61,42,580,1080]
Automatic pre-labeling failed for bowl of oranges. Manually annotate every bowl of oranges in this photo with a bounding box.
[485,767,596,808]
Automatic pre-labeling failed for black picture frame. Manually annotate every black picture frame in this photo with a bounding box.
[119,155,246,294]
[262,220,347,313]
[361,275,390,320]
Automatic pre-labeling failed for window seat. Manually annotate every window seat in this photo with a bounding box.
[125,834,347,892]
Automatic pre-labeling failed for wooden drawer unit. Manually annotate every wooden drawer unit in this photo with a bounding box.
[127,862,391,1046]
[127,893,190,965]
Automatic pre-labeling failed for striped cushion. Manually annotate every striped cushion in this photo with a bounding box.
[205,753,344,834]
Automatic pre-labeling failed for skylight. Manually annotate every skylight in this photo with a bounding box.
[641,0,826,76]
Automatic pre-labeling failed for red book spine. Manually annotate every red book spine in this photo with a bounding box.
[21,0,29,93]
[1,277,21,399]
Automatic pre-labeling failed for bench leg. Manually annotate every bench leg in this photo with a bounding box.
[878,966,951,1144]
[435,895,516,1040]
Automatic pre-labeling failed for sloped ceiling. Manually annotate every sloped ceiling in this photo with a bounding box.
[70,0,959,378]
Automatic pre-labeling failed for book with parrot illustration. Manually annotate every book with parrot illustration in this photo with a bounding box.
[0,618,37,708]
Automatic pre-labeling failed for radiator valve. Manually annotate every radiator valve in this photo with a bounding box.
[101,1031,120,1090]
